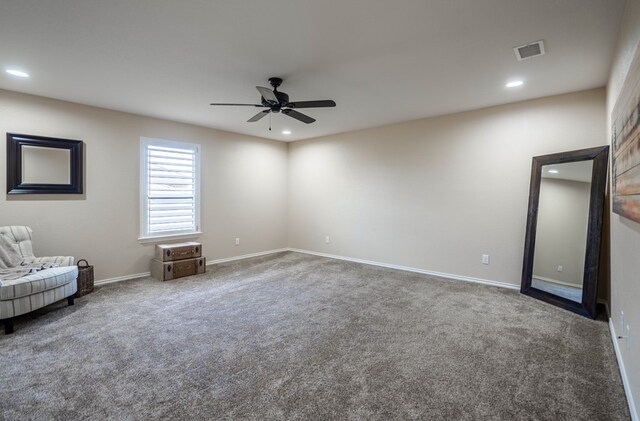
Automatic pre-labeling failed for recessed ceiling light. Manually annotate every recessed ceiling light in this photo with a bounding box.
[548,169,559,174]
[6,69,30,78]
[282,130,291,135]
[506,80,524,88]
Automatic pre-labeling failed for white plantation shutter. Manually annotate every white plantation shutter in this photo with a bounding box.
[141,138,200,238]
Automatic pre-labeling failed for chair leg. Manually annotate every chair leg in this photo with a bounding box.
[4,318,14,335]
[68,294,75,306]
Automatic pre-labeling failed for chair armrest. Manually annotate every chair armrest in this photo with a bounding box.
[32,256,75,266]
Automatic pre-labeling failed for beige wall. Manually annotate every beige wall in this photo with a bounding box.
[288,88,606,286]
[0,89,288,281]
[533,178,590,286]
[607,0,640,413]
[22,146,71,184]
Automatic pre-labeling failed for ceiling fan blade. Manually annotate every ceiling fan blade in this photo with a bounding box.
[282,109,316,124]
[248,110,270,122]
[256,86,279,104]
[210,103,264,107]
[286,100,336,109]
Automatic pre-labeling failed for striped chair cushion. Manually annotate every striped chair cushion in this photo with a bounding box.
[0,281,77,319]
[0,266,78,300]
[32,256,75,266]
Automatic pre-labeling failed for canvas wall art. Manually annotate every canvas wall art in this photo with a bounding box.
[612,44,640,223]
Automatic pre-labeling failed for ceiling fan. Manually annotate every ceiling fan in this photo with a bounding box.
[210,77,336,125]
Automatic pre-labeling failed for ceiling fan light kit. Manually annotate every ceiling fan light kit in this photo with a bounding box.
[210,77,336,126]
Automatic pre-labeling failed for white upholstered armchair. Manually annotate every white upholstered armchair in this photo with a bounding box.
[0,226,78,334]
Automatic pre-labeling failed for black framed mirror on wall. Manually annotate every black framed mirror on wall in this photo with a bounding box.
[521,146,609,319]
[6,133,84,195]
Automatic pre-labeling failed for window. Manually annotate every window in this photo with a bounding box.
[140,137,200,240]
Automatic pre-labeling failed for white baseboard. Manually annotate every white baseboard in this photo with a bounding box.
[288,248,520,291]
[95,272,150,286]
[93,248,289,286]
[205,248,289,266]
[609,318,638,421]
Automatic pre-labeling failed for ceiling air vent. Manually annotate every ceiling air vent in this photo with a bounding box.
[513,40,545,61]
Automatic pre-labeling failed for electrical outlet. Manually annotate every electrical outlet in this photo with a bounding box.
[325,236,331,244]
[482,254,490,265]
[557,265,563,272]
[235,238,240,246]
[625,325,631,349]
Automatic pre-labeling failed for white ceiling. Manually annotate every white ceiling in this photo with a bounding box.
[0,0,625,142]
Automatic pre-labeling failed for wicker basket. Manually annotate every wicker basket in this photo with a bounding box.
[76,259,94,297]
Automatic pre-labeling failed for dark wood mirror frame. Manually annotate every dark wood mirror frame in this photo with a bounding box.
[521,146,609,319]
[6,133,83,195]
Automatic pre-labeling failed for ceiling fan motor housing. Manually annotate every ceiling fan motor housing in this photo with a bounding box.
[268,77,283,89]
[261,91,290,111]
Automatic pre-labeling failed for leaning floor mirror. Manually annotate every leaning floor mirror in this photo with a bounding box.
[521,146,609,319]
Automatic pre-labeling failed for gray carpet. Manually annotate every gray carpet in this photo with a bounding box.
[0,252,630,420]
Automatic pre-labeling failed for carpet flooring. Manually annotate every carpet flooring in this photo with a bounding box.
[0,252,630,420]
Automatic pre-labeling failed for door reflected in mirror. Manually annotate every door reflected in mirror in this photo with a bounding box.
[531,160,593,303]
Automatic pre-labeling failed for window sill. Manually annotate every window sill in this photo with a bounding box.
[138,231,203,244]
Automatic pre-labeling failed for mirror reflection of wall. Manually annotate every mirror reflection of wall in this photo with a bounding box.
[531,160,593,302]
[21,146,71,185]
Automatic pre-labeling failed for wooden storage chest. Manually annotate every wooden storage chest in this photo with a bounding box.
[151,256,206,281]
[155,242,202,262]
[151,242,206,281]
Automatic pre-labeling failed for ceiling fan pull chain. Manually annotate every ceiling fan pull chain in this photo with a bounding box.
[269,112,272,131]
